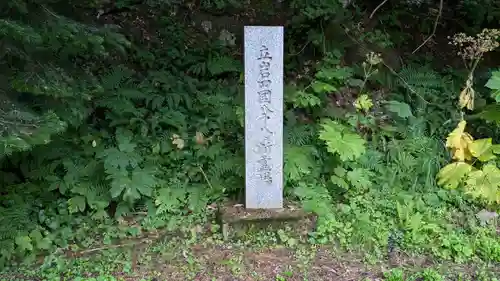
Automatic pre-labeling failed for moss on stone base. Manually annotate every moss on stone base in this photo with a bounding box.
[216,201,316,241]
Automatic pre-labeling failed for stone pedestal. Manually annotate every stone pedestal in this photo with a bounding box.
[217,201,316,241]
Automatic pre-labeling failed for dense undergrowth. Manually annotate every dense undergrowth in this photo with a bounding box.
[0,0,500,279]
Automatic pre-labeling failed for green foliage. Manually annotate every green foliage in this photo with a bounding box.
[384,100,413,119]
[318,119,366,161]
[289,0,344,21]
[0,1,130,157]
[436,119,500,205]
[485,70,500,103]
[1,0,500,276]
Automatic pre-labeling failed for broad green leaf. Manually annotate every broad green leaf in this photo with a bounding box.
[346,168,372,190]
[68,196,86,213]
[330,175,349,189]
[494,93,500,103]
[15,236,33,251]
[92,209,109,220]
[123,186,141,203]
[29,229,43,242]
[318,120,366,161]
[311,81,336,94]
[31,229,52,250]
[292,90,322,108]
[485,70,500,102]
[37,237,52,250]
[473,104,500,122]
[316,67,353,81]
[485,70,500,90]
[493,144,500,154]
[88,200,110,210]
[347,78,364,87]
[131,168,157,197]
[384,100,413,118]
[99,148,134,170]
[118,137,136,152]
[116,129,136,152]
[110,175,132,198]
[436,162,473,189]
[47,177,68,194]
[333,166,346,177]
[115,201,130,218]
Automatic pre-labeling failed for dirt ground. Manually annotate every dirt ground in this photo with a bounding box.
[122,243,385,281]
[112,241,496,281]
[87,229,492,281]
[2,232,498,281]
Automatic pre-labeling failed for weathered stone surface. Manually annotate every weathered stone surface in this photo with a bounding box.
[244,26,284,209]
[217,201,316,241]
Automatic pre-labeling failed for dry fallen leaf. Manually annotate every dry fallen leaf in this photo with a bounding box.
[171,134,185,149]
[459,77,475,110]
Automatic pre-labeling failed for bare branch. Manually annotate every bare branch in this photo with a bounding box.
[412,0,444,54]
[341,25,431,104]
[370,0,389,19]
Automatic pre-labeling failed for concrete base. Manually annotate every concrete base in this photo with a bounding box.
[216,200,316,241]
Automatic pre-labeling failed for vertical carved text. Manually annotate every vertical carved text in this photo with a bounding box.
[255,45,274,184]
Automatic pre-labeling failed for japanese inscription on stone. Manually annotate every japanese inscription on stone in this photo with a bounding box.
[244,26,284,209]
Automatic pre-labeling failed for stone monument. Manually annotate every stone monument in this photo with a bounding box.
[244,26,284,209]
[217,26,314,240]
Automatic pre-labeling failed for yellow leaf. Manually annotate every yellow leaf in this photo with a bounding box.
[436,162,473,189]
[465,164,500,204]
[354,94,373,111]
[445,120,474,161]
[451,146,473,162]
[445,120,466,149]
[469,138,497,161]
[468,138,492,157]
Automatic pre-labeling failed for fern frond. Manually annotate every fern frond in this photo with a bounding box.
[0,184,38,240]
[285,124,315,146]
[358,149,384,172]
[398,66,445,91]
[206,55,241,76]
[284,144,316,182]
[208,155,244,178]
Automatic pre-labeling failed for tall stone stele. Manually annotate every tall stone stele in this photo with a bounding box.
[243,26,284,209]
